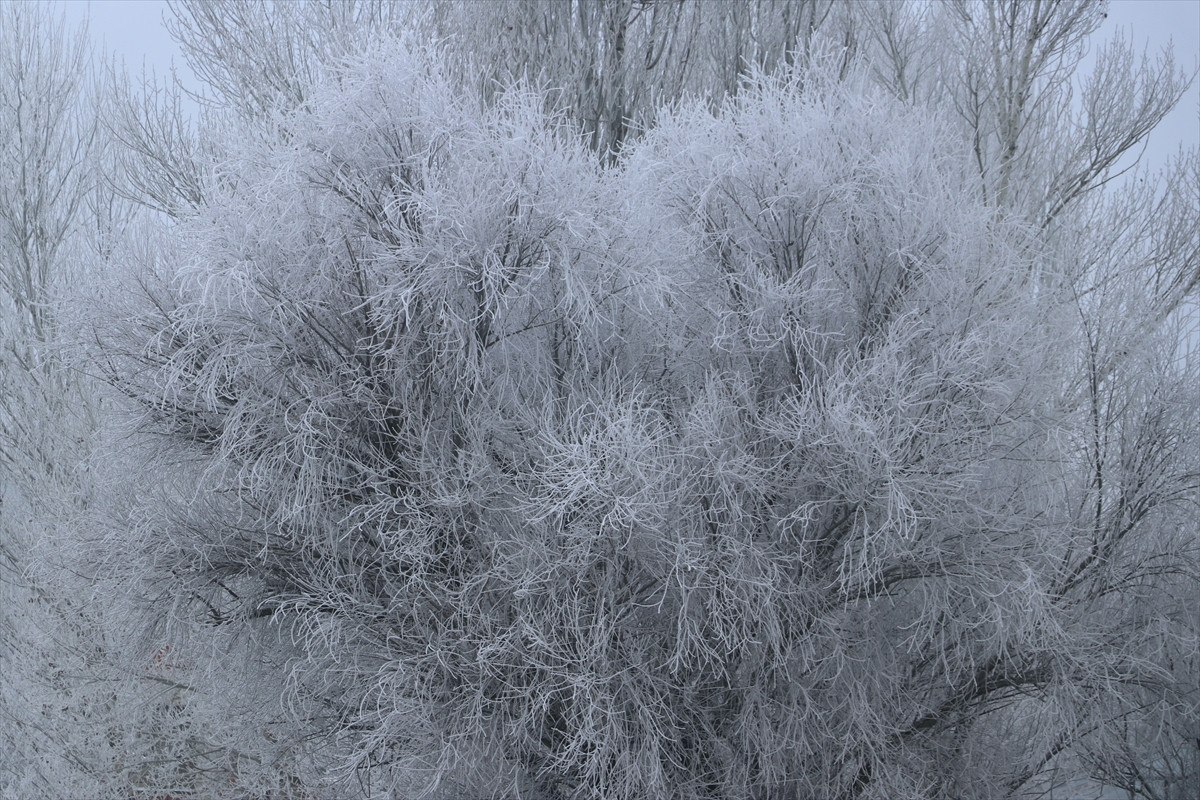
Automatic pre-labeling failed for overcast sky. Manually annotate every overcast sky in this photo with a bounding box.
[62,0,1199,172]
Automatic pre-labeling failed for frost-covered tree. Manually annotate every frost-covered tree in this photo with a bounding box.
[157,0,852,162]
[864,3,1200,794]
[165,0,409,121]
[89,13,1200,793]
[0,3,119,796]
[48,1,1195,799]
[0,5,283,798]
[417,0,847,159]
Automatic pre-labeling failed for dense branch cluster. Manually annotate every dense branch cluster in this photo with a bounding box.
[1,2,1197,799]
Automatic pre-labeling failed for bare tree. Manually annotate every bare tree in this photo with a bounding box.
[166,0,409,121]
[0,3,116,797]
[418,0,844,160]
[157,0,846,163]
[0,5,269,799]
[864,3,1199,796]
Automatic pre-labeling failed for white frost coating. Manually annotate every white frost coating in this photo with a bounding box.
[2,2,1196,799]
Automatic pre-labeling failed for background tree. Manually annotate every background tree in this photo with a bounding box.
[155,0,853,163]
[417,0,846,159]
[0,3,119,796]
[871,3,1200,794]
[0,4,306,798]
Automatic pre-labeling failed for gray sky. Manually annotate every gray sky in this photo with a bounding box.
[64,0,194,86]
[62,0,1199,170]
